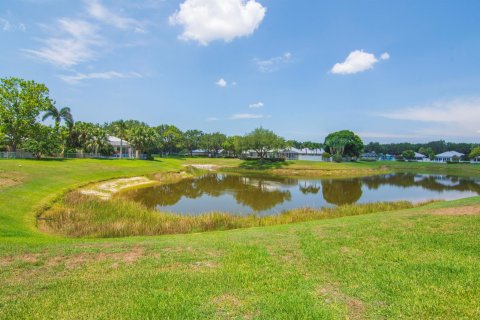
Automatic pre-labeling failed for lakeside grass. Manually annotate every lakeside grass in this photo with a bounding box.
[1,158,480,318]
[41,192,418,237]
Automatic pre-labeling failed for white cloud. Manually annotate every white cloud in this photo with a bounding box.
[169,0,266,45]
[23,18,102,68]
[1,18,11,31]
[206,117,220,121]
[1,18,26,32]
[230,113,265,120]
[84,0,144,31]
[379,97,480,138]
[331,50,389,75]
[254,52,292,72]
[249,102,264,108]
[215,78,227,87]
[58,71,142,84]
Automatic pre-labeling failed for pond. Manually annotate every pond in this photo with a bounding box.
[117,173,480,215]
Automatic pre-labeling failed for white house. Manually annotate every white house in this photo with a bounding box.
[298,148,325,161]
[414,152,428,161]
[108,136,134,158]
[434,151,464,163]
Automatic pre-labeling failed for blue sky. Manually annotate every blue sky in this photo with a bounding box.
[1,0,480,142]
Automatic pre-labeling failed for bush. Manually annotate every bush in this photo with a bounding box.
[322,152,331,159]
[333,154,342,163]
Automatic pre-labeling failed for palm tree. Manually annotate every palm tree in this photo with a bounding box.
[113,120,128,158]
[42,104,74,128]
[86,127,109,156]
[129,126,157,158]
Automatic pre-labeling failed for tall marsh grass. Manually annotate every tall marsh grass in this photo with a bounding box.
[39,192,426,238]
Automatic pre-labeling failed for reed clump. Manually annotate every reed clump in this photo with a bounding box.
[39,191,424,238]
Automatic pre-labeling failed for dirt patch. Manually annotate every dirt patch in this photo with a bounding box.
[0,172,25,189]
[316,285,365,320]
[80,177,157,199]
[212,294,243,318]
[429,206,480,216]
[191,261,218,270]
[51,246,145,268]
[0,253,40,266]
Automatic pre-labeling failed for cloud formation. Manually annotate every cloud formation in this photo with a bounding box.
[1,18,26,32]
[254,52,291,72]
[23,18,102,68]
[215,78,227,87]
[84,0,145,32]
[331,50,389,75]
[23,0,146,68]
[169,0,266,45]
[58,71,142,84]
[249,102,264,108]
[230,113,265,120]
[379,97,480,138]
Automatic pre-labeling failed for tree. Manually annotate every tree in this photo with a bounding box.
[470,146,480,160]
[68,121,95,153]
[324,130,364,158]
[302,141,322,151]
[86,126,109,155]
[402,150,415,161]
[129,125,157,158]
[0,77,52,151]
[364,142,385,154]
[201,132,227,156]
[42,104,74,129]
[243,127,285,161]
[22,124,62,159]
[222,135,245,157]
[112,120,128,158]
[156,125,183,154]
[183,129,204,156]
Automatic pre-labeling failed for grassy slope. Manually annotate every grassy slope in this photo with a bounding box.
[0,159,479,319]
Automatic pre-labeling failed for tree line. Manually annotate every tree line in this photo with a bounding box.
[1,78,330,160]
[364,141,480,160]
[7,77,477,161]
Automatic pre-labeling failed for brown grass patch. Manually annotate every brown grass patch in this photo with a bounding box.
[429,206,480,216]
[316,285,365,320]
[0,172,25,189]
[212,293,243,318]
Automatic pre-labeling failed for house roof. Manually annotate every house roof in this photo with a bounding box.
[414,152,427,158]
[108,136,130,147]
[435,151,464,157]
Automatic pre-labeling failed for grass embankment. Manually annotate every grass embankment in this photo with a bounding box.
[41,192,417,237]
[1,158,480,319]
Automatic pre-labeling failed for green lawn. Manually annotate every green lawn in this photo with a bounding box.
[1,159,479,319]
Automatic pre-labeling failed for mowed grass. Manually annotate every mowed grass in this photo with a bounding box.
[1,158,480,319]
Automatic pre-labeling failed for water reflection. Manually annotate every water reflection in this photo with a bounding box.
[322,179,363,206]
[117,173,480,215]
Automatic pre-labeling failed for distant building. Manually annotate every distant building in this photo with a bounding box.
[108,136,133,157]
[380,154,396,161]
[434,151,464,163]
[414,152,428,161]
[361,152,378,161]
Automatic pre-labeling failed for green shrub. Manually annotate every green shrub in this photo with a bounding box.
[333,154,342,163]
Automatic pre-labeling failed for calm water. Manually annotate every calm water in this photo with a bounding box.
[117,173,480,215]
